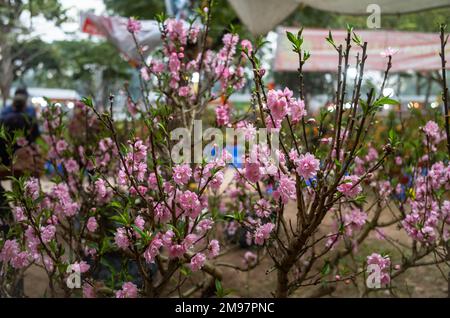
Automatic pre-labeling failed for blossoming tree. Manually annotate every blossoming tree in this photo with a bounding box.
[0,4,449,298]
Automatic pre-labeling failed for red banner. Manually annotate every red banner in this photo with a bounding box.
[274,27,450,72]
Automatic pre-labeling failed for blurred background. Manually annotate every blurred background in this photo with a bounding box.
[1,0,450,119]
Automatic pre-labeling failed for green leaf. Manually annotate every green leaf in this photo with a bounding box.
[334,159,342,169]
[109,201,122,209]
[286,31,297,45]
[354,194,367,205]
[352,32,362,45]
[321,261,331,276]
[215,279,225,297]
[180,266,191,276]
[131,225,150,242]
[303,51,311,61]
[81,96,94,108]
[326,31,337,50]
[373,96,399,107]
[389,129,395,141]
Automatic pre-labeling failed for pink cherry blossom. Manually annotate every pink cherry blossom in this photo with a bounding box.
[173,164,192,185]
[114,227,130,250]
[243,251,257,266]
[177,190,202,218]
[273,175,296,204]
[40,225,56,243]
[144,237,163,263]
[190,252,206,271]
[87,217,98,232]
[254,198,271,218]
[367,253,391,285]
[116,282,138,298]
[207,240,220,258]
[254,222,275,245]
[127,18,141,34]
[422,120,440,139]
[178,86,190,97]
[267,88,291,121]
[380,47,398,57]
[24,177,40,200]
[83,284,96,298]
[215,103,230,126]
[241,39,253,56]
[337,175,362,198]
[245,162,261,183]
[291,152,320,180]
[71,261,90,273]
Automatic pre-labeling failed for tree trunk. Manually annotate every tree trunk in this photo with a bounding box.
[0,40,14,108]
[275,234,309,297]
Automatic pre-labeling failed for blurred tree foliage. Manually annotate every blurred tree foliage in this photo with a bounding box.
[103,0,450,101]
[104,0,248,46]
[0,0,66,105]
[20,39,131,107]
[104,1,450,36]
[6,1,449,109]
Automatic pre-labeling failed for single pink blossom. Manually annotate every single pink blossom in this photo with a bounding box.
[114,227,130,250]
[380,47,398,57]
[116,282,138,298]
[254,223,275,245]
[87,217,98,233]
[207,240,220,258]
[291,152,320,180]
[337,175,362,198]
[190,252,206,271]
[173,164,192,185]
[127,18,142,33]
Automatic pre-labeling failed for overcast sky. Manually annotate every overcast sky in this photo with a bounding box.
[27,0,106,42]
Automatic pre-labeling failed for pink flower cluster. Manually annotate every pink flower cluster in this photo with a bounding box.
[422,120,440,141]
[50,183,80,217]
[118,139,148,186]
[254,223,275,245]
[127,18,142,34]
[172,164,192,185]
[254,199,272,218]
[177,190,202,218]
[24,177,40,200]
[190,252,206,271]
[366,253,391,285]
[116,282,138,298]
[343,209,367,237]
[401,200,441,244]
[337,175,362,198]
[266,88,306,127]
[115,227,130,250]
[87,217,98,232]
[216,103,230,126]
[0,239,30,269]
[289,151,320,180]
[273,175,296,204]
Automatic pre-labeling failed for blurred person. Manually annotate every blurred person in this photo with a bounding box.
[0,92,43,239]
[1,87,37,120]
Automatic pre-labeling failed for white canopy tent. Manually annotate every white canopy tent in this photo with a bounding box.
[228,0,450,35]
